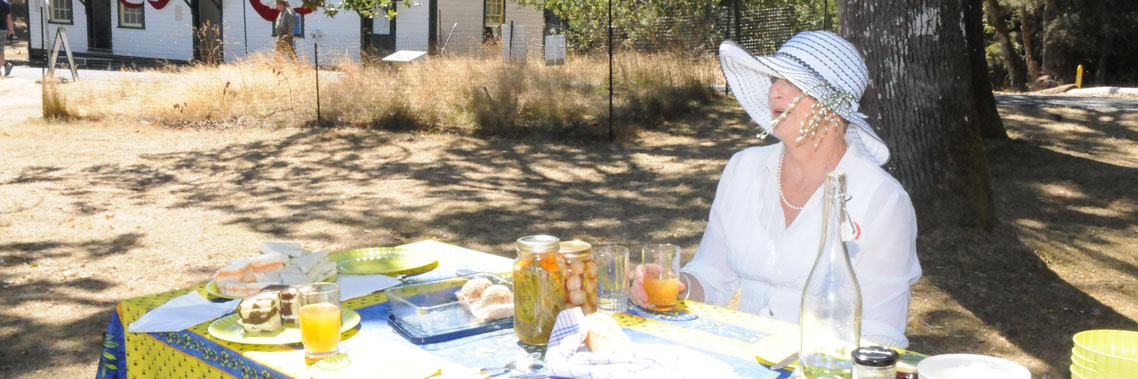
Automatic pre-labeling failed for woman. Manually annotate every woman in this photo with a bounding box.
[632,31,922,348]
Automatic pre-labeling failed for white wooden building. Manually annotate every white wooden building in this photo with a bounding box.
[26,0,545,64]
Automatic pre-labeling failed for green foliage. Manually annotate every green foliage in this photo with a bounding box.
[744,0,838,32]
[516,0,834,52]
[515,0,722,51]
[309,0,400,19]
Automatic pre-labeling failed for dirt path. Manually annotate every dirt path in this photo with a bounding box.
[0,99,1135,378]
[0,77,42,123]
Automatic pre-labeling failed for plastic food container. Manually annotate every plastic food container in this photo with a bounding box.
[916,354,1029,379]
[385,273,512,335]
[1072,329,1138,378]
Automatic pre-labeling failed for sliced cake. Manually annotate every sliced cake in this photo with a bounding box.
[261,285,300,327]
[237,291,282,333]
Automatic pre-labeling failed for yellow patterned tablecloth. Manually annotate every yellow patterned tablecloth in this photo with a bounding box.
[95,241,796,379]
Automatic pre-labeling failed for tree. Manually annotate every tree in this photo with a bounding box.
[967,0,1009,139]
[839,0,998,230]
[1015,2,1042,85]
[984,0,1027,90]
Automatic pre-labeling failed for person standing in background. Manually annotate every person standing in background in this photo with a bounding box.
[273,0,298,61]
[1,0,14,77]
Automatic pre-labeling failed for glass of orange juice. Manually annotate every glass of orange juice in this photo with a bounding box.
[641,244,681,311]
[298,282,341,361]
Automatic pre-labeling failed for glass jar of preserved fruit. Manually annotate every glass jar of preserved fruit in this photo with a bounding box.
[559,240,598,315]
[512,235,568,345]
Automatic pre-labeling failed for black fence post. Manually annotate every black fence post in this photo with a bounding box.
[733,0,742,43]
[824,0,832,30]
[315,42,321,124]
[607,0,613,142]
[40,6,46,80]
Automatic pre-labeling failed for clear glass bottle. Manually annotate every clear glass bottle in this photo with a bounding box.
[512,235,568,345]
[800,172,863,379]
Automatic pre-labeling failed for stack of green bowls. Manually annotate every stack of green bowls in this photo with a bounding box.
[1071,330,1138,379]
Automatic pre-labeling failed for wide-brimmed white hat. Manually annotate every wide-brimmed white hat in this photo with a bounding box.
[719,30,890,166]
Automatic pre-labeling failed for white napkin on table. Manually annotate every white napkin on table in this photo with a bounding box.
[545,308,746,379]
[128,291,241,333]
[335,274,401,301]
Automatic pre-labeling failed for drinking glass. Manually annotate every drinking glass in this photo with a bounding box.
[298,282,341,361]
[594,245,630,314]
[641,244,681,311]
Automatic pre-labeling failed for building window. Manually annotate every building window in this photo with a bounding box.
[49,0,73,24]
[484,0,504,27]
[271,13,305,37]
[119,4,145,29]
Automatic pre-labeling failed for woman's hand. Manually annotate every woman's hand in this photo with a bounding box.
[629,264,687,309]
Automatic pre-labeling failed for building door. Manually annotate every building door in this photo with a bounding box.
[87,0,113,50]
[193,0,223,62]
[361,14,396,60]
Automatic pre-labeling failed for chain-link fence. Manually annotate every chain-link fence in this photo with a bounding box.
[36,0,831,139]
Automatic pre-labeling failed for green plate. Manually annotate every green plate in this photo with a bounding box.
[204,273,339,299]
[332,247,439,276]
[207,309,361,345]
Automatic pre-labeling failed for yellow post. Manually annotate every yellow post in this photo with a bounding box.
[1076,65,1084,88]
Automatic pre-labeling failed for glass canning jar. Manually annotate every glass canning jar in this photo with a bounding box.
[512,235,568,345]
[559,240,598,314]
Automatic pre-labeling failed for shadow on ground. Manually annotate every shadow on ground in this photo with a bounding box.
[0,233,139,375]
[909,104,1138,377]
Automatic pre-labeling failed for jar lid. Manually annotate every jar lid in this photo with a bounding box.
[852,346,899,367]
[517,235,560,253]
[559,240,592,256]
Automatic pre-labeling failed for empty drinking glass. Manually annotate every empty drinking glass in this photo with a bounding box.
[594,245,630,314]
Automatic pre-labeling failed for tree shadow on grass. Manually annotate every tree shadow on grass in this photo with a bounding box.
[910,128,1137,377]
[0,234,136,378]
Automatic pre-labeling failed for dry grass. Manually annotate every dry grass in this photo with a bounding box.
[41,79,78,119]
[48,51,723,138]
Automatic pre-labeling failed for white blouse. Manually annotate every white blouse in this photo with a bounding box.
[681,143,922,348]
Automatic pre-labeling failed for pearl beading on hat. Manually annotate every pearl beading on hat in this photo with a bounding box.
[763,81,858,149]
[760,93,807,140]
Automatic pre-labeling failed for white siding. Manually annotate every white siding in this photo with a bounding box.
[504,0,542,58]
[28,0,90,53]
[436,0,482,55]
[395,0,428,52]
[298,6,361,63]
[223,0,360,63]
[112,2,195,60]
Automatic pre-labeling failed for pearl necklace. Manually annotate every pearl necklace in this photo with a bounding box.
[778,152,805,211]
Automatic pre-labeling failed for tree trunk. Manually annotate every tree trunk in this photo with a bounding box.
[1019,4,1042,87]
[1093,4,1112,86]
[1040,0,1064,81]
[985,0,1027,90]
[839,0,998,231]
[969,0,1010,139]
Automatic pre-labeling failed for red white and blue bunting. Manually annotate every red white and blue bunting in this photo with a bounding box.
[248,0,314,22]
[118,0,171,9]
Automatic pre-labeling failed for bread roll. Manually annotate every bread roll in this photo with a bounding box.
[585,312,629,354]
[457,277,494,302]
[473,285,515,322]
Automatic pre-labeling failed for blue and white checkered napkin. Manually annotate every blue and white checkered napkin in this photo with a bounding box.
[545,308,743,379]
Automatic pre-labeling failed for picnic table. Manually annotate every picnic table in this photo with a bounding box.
[94,240,796,379]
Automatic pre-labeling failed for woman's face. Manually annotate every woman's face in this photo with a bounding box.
[767,78,818,142]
